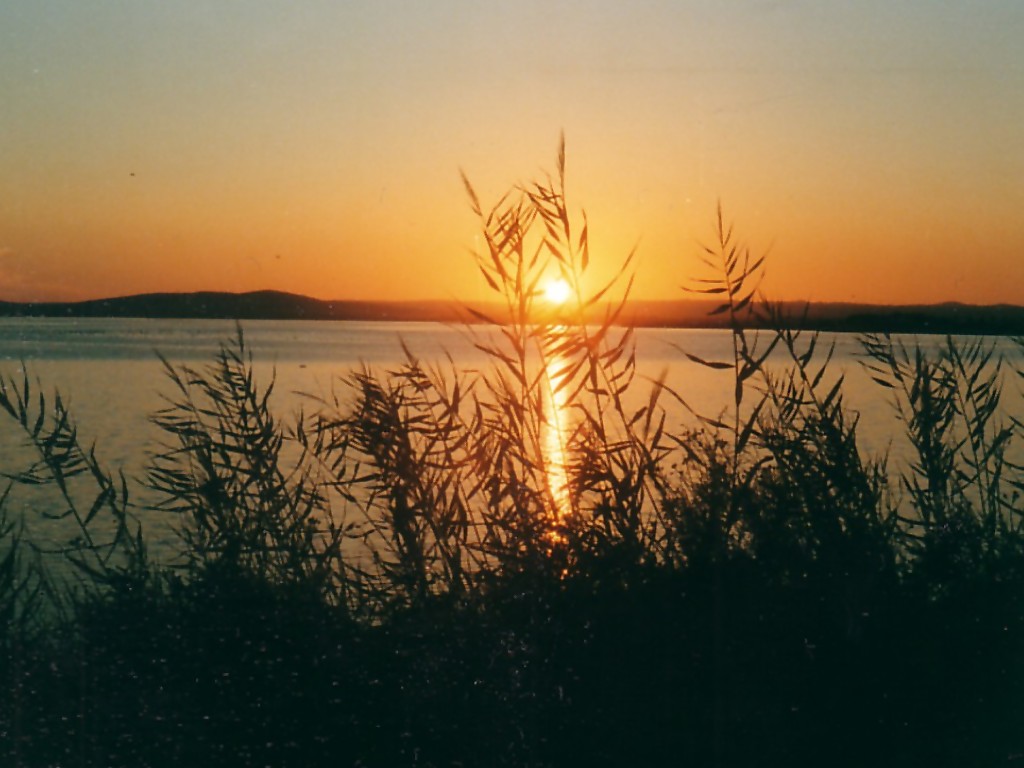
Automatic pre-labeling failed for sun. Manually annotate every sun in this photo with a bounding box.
[543,277,573,306]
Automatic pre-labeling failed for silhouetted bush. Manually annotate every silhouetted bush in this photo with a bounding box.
[2,142,1023,766]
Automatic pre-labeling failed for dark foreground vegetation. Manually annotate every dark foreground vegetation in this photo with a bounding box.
[3,146,1024,766]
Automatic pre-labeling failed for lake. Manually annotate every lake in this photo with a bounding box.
[2,316,1022,562]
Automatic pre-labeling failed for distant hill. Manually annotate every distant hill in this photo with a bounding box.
[2,290,1024,335]
[0,291,472,323]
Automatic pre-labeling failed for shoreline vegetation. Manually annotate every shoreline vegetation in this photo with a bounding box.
[3,144,1024,766]
[4,290,1024,335]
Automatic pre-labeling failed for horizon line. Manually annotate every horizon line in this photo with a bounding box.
[2,288,1022,312]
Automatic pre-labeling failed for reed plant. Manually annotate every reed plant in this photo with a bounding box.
[861,333,1024,584]
[147,327,346,600]
[0,368,145,612]
[294,135,673,617]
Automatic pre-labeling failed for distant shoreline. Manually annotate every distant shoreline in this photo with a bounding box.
[2,289,1024,336]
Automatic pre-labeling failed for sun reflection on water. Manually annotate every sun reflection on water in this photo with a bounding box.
[542,326,573,537]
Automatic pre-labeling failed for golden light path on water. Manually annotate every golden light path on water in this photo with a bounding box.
[539,277,578,534]
[542,326,573,533]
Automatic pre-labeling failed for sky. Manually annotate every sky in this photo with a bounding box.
[1,1,1022,305]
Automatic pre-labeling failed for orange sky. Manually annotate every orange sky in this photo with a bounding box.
[1,2,1022,305]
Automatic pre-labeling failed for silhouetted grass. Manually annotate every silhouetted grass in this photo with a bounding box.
[2,141,1024,766]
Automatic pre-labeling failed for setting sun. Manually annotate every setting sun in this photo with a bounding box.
[543,278,574,306]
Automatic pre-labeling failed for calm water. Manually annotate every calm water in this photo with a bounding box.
[4,316,1020,452]
[2,317,1021,560]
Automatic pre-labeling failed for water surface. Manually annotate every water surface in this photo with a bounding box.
[2,317,1021,561]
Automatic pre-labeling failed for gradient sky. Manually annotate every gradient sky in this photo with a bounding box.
[1,1,1022,305]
